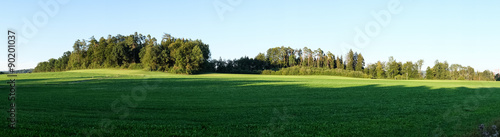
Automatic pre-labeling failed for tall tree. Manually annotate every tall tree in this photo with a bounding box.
[303,47,313,67]
[355,53,364,71]
[255,53,267,70]
[426,66,434,79]
[346,49,355,71]
[326,52,335,69]
[337,56,344,70]
[140,36,159,71]
[402,61,418,80]
[376,61,385,79]
[314,48,324,68]
[289,54,296,67]
[297,49,303,66]
[386,56,400,79]
[416,59,424,76]
[189,45,205,73]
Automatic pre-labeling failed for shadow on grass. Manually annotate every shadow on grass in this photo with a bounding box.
[2,76,500,136]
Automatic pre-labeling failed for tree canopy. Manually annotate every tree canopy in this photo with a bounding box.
[35,33,210,74]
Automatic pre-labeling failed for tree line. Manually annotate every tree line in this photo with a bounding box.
[210,46,363,74]
[212,46,497,81]
[34,33,498,81]
[34,33,210,74]
[424,61,496,81]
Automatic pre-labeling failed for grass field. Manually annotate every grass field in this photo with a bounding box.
[1,69,499,136]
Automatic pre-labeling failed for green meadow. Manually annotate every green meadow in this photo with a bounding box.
[1,69,499,136]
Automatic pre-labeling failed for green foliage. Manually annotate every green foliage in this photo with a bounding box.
[432,60,450,80]
[262,66,370,78]
[401,61,420,80]
[426,66,434,80]
[222,47,369,78]
[212,56,265,74]
[170,40,207,74]
[355,53,364,71]
[326,52,335,69]
[337,56,344,70]
[478,70,496,81]
[255,53,266,62]
[34,36,494,81]
[423,60,484,80]
[140,36,159,71]
[448,64,480,80]
[189,46,205,72]
[34,33,210,74]
[314,48,324,68]
[127,63,143,70]
[34,51,72,72]
[385,56,401,79]
[346,49,355,71]
[266,46,296,68]
[376,61,385,79]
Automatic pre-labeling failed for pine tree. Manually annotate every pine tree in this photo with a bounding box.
[346,49,355,71]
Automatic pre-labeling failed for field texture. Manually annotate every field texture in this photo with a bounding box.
[1,69,499,136]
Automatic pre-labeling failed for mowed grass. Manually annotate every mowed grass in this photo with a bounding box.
[1,69,499,136]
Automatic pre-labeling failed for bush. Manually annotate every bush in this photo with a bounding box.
[262,70,273,75]
[395,75,403,80]
[120,64,129,69]
[262,66,370,79]
[128,63,143,70]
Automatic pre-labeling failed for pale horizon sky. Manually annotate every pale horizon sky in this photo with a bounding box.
[1,0,499,73]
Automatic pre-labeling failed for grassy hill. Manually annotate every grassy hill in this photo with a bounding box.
[1,69,499,136]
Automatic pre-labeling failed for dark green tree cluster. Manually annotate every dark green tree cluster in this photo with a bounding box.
[33,51,71,72]
[210,56,266,74]
[261,47,363,70]
[34,33,210,74]
[262,67,370,78]
[425,60,451,80]
[254,48,369,78]
[495,73,500,81]
[211,47,365,76]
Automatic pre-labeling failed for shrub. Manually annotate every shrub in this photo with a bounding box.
[120,64,129,69]
[128,63,144,70]
[262,66,370,79]
[261,70,272,75]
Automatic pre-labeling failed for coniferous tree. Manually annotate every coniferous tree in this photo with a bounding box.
[346,49,355,71]
[355,53,364,71]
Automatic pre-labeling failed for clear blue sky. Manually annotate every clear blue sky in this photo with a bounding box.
[1,0,499,73]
